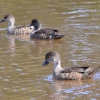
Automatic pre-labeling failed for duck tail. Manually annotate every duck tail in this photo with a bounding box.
[83,66,100,79]
[54,35,65,39]
[89,66,100,78]
[93,66,100,73]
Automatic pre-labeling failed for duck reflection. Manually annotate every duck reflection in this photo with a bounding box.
[45,78,95,100]
[7,34,64,55]
[7,34,30,54]
[8,34,30,41]
[8,35,16,52]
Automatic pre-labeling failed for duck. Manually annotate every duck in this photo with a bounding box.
[42,51,100,80]
[0,14,34,34]
[29,19,64,39]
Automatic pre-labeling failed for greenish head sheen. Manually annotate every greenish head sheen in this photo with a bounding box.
[31,19,40,30]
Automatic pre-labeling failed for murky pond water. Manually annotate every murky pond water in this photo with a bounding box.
[0,0,100,100]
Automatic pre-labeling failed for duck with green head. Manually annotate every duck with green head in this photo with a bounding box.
[29,19,64,39]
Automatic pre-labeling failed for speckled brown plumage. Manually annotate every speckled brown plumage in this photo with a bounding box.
[42,51,100,80]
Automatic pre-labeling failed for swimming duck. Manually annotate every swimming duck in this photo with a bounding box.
[29,19,64,39]
[42,51,100,80]
[0,14,34,34]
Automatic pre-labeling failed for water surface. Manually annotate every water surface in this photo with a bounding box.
[0,0,100,100]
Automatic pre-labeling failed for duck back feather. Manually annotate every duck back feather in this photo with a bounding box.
[30,28,64,39]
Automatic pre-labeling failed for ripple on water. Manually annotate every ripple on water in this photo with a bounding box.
[43,75,54,84]
[21,88,26,91]
[93,72,100,80]
[4,79,9,82]
[13,89,18,92]
[0,66,5,70]
[0,28,7,30]
[43,73,100,100]
[30,98,35,100]
[64,84,94,94]
[16,68,22,72]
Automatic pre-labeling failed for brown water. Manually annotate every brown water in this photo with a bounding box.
[0,0,100,100]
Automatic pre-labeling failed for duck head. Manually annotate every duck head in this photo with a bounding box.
[42,51,61,66]
[0,14,15,26]
[29,19,41,30]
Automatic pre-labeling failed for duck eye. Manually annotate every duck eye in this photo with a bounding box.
[48,56,50,58]
[5,16,8,19]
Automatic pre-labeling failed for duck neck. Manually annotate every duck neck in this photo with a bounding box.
[6,20,15,34]
[34,22,41,30]
[31,24,41,34]
[8,20,15,28]
[53,60,63,75]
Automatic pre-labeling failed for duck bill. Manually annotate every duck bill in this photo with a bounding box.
[42,60,49,66]
[0,19,5,23]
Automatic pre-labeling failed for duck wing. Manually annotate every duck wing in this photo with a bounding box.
[30,28,64,39]
[61,66,100,74]
[43,28,64,39]
[59,66,100,80]
[61,66,90,73]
